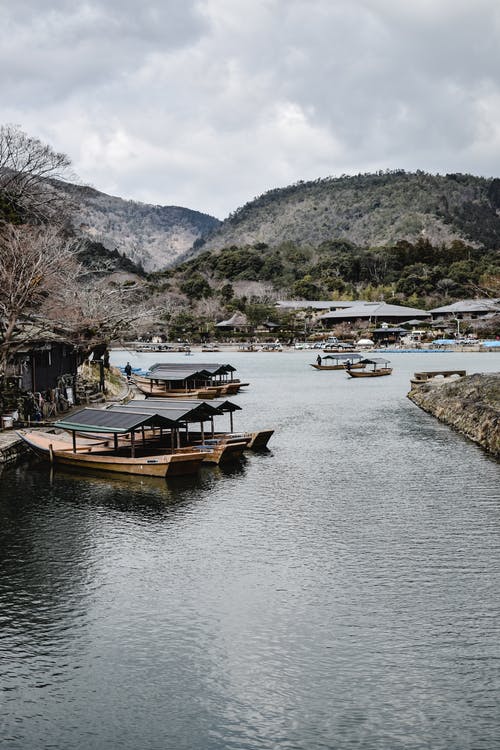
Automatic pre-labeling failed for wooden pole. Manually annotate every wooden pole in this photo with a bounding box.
[131,430,135,458]
[72,431,76,453]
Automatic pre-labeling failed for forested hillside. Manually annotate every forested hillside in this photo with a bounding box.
[193,171,500,254]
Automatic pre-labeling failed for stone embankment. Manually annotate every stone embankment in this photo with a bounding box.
[408,373,500,457]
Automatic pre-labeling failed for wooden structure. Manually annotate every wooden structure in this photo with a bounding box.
[410,370,466,387]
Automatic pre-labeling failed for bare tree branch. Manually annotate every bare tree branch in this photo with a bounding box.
[0,124,74,224]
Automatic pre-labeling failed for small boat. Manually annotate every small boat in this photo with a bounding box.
[311,354,365,371]
[345,358,392,377]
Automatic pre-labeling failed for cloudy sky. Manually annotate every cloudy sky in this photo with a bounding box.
[3,0,500,218]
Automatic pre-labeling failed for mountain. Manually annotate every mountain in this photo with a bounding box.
[194,171,500,254]
[57,182,221,272]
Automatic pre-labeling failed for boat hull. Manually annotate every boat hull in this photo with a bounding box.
[347,368,393,378]
[17,431,204,477]
[311,363,365,370]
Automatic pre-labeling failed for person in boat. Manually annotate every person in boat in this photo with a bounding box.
[346,360,351,370]
[316,354,322,366]
[124,362,132,382]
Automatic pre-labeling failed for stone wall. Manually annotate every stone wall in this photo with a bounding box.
[408,373,500,457]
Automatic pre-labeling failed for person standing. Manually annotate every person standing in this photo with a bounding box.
[124,362,132,382]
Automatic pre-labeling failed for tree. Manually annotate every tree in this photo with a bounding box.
[0,124,72,224]
[0,224,157,374]
[0,224,79,374]
[55,278,157,353]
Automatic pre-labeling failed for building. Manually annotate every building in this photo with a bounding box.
[429,299,500,322]
[215,312,252,332]
[317,302,430,327]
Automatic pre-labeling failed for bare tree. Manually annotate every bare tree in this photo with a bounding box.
[54,279,159,353]
[0,224,80,374]
[0,124,73,224]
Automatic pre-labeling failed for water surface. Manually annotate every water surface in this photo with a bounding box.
[1,351,499,750]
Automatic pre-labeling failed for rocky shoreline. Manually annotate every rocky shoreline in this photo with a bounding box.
[408,372,500,458]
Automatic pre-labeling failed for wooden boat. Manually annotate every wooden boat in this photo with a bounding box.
[345,358,392,377]
[17,430,205,477]
[133,362,247,399]
[16,408,206,477]
[105,399,274,452]
[311,354,365,371]
[115,400,273,452]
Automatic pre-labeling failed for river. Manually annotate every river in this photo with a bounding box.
[1,350,499,750]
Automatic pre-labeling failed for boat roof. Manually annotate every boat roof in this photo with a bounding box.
[107,402,221,422]
[136,397,241,413]
[359,357,391,365]
[140,368,214,381]
[55,408,178,433]
[149,362,236,374]
[322,353,362,360]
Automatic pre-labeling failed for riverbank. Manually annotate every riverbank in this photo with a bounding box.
[408,372,500,457]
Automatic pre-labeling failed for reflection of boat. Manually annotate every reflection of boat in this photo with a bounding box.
[311,354,365,371]
[346,358,392,377]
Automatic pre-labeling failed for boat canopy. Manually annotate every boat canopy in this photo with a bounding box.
[149,362,236,374]
[358,357,391,365]
[323,353,362,361]
[55,408,178,433]
[129,397,242,414]
[139,368,214,382]
[107,402,219,423]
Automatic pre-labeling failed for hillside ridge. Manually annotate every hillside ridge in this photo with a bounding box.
[193,170,500,255]
[54,180,221,272]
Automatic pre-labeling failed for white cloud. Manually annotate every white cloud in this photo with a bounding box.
[2,0,500,217]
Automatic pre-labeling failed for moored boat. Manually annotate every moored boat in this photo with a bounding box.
[345,358,393,377]
[17,408,206,477]
[132,362,247,399]
[311,354,365,371]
